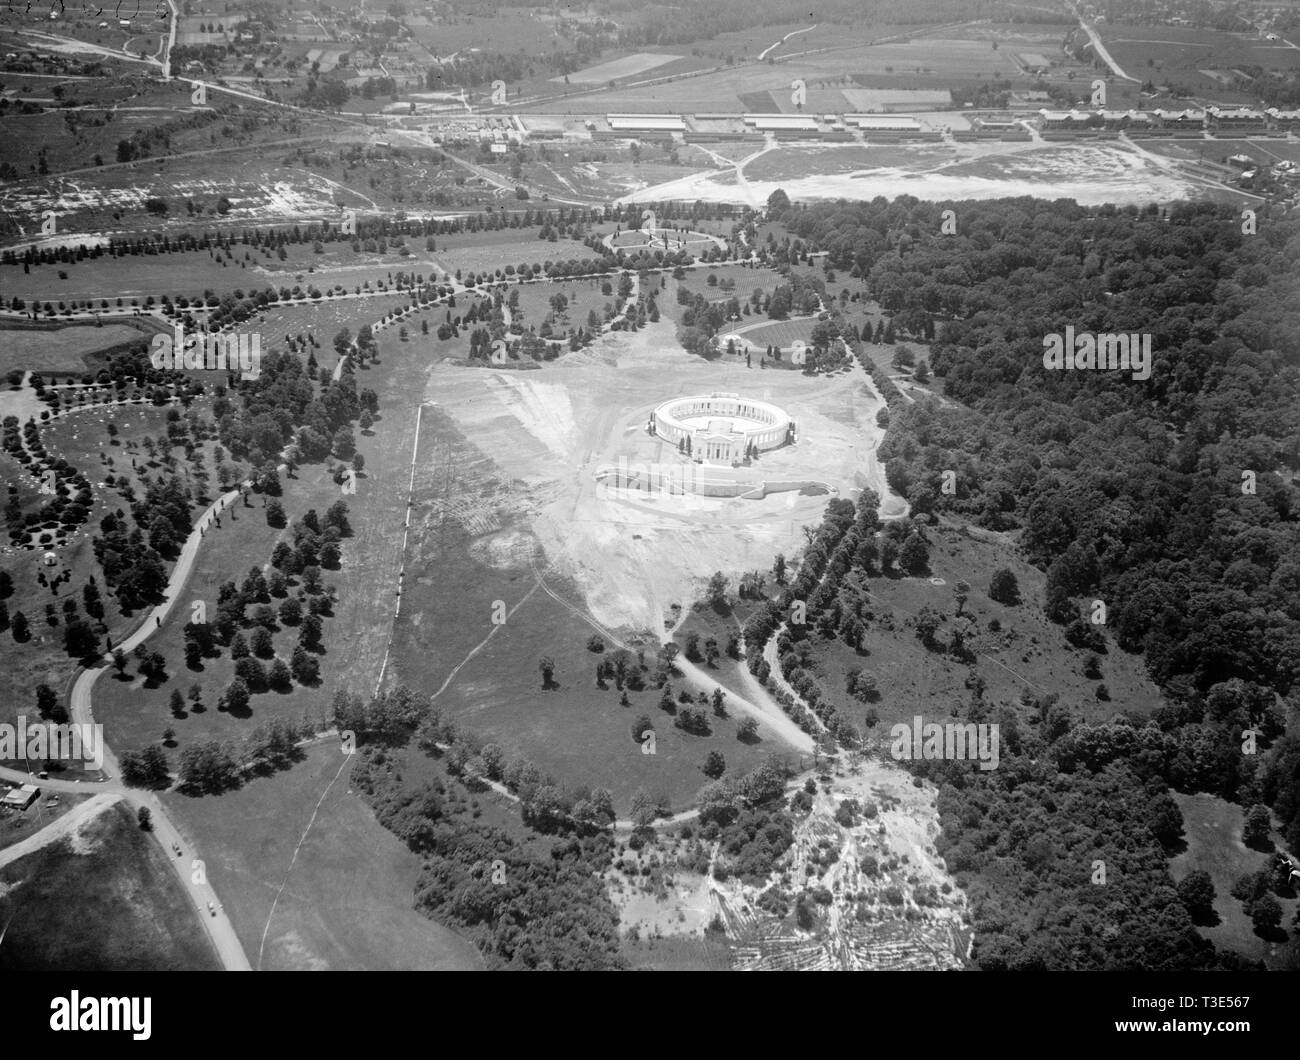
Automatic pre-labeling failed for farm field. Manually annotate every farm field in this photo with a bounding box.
[1102,24,1300,81]
[525,36,1027,115]
[0,799,221,970]
[161,740,486,970]
[557,52,687,84]
[1137,138,1300,168]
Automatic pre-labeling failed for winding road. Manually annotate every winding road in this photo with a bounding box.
[1,479,252,970]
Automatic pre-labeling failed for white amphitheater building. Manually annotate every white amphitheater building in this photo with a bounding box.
[650,392,794,465]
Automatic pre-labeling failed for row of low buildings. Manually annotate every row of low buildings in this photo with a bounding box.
[425,105,1300,147]
[1038,106,1300,132]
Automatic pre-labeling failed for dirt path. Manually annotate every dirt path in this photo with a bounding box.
[0,792,121,870]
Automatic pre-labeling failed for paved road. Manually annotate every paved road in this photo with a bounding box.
[1,481,251,969]
[124,787,251,970]
[1070,2,1137,81]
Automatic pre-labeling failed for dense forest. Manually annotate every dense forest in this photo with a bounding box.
[767,195,1299,967]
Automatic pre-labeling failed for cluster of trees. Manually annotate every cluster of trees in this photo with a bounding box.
[741,494,897,741]
[920,743,1257,969]
[721,195,1300,965]
[694,756,798,882]
[3,415,94,546]
[343,684,623,968]
[205,505,348,690]
[0,205,720,270]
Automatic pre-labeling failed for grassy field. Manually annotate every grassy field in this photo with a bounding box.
[432,234,595,277]
[1,239,439,308]
[560,52,687,84]
[508,277,611,334]
[1102,24,1300,103]
[1170,791,1300,969]
[0,321,148,372]
[734,317,819,349]
[162,740,484,970]
[386,406,782,815]
[801,523,1169,735]
[0,800,220,970]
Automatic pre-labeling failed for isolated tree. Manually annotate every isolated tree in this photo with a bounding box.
[268,657,292,689]
[35,684,58,718]
[169,689,185,716]
[684,630,701,661]
[10,610,28,642]
[914,606,942,648]
[988,567,1021,605]
[898,533,929,574]
[1243,804,1274,850]
[266,499,287,528]
[1177,870,1217,924]
[1250,893,1283,936]
[737,716,759,741]
[539,655,555,688]
[707,571,729,608]
[290,644,319,684]
[631,714,655,744]
[953,580,971,616]
[137,806,153,831]
[702,750,726,779]
[711,687,727,717]
[223,677,251,713]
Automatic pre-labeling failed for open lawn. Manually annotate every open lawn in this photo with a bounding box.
[0,321,148,372]
[1,239,440,308]
[1170,792,1300,969]
[0,800,220,969]
[432,233,595,277]
[733,317,820,350]
[162,740,484,970]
